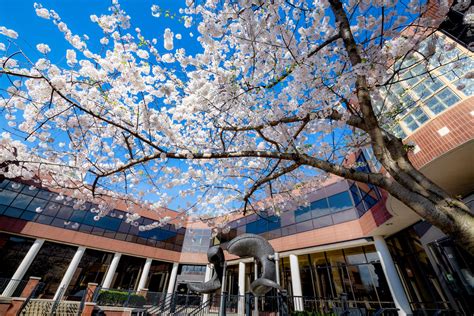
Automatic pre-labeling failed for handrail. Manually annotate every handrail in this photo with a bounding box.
[189,296,213,316]
[50,285,66,315]
[16,282,44,316]
[159,293,174,313]
[76,286,94,316]
[171,294,202,315]
[374,307,400,316]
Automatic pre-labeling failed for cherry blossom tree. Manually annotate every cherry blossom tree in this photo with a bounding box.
[0,0,473,253]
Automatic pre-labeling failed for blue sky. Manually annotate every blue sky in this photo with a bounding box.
[0,0,200,65]
[0,0,204,210]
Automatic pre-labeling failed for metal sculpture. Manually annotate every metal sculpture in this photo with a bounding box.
[226,233,280,295]
[187,245,225,294]
[187,233,281,296]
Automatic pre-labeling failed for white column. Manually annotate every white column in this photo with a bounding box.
[289,254,303,311]
[254,261,258,314]
[202,264,213,303]
[237,262,246,315]
[102,252,121,289]
[275,252,281,286]
[2,238,44,297]
[54,246,86,300]
[374,236,412,316]
[137,258,153,291]
[166,262,179,294]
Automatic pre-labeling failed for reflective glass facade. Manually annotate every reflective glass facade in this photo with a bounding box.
[182,228,212,253]
[23,241,77,299]
[0,179,185,252]
[146,261,173,293]
[386,223,462,313]
[65,248,114,300]
[0,233,34,279]
[376,33,473,138]
[110,255,146,290]
[217,174,381,244]
[280,246,393,310]
[216,189,359,244]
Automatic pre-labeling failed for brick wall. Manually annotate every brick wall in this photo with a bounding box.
[407,98,474,168]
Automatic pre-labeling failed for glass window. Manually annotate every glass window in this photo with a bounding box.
[56,206,74,220]
[24,241,77,299]
[296,219,314,233]
[402,64,426,86]
[26,198,48,213]
[51,218,68,228]
[281,224,296,236]
[311,198,330,218]
[79,224,93,233]
[4,207,23,218]
[364,245,380,263]
[393,124,407,139]
[0,180,10,189]
[0,189,18,206]
[0,233,35,279]
[8,182,24,192]
[412,77,443,100]
[65,249,113,299]
[424,87,460,114]
[402,107,430,132]
[93,216,121,231]
[327,191,353,213]
[91,227,105,236]
[295,206,311,222]
[312,214,333,228]
[36,190,55,200]
[350,184,362,206]
[332,208,358,224]
[453,78,474,96]
[344,247,367,265]
[69,210,86,223]
[20,211,37,221]
[21,185,40,196]
[36,214,54,225]
[11,193,34,209]
[43,201,61,217]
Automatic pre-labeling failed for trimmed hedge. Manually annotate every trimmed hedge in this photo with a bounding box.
[97,290,146,307]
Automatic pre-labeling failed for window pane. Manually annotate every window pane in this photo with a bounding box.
[344,247,367,264]
[296,220,313,233]
[332,208,358,224]
[56,206,74,220]
[4,207,23,218]
[425,87,460,114]
[0,190,18,206]
[312,215,333,228]
[327,191,353,213]
[295,206,311,222]
[454,78,474,96]
[311,198,331,217]
[26,198,48,212]
[36,215,54,225]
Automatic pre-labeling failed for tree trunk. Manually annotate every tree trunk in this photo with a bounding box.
[382,166,474,255]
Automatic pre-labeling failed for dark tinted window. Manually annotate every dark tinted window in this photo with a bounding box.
[327,191,353,212]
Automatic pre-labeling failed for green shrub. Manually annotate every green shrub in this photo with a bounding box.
[97,290,146,307]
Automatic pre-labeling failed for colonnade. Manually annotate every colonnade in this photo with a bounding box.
[1,236,412,315]
[0,239,179,301]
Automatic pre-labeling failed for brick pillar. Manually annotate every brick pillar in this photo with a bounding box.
[20,276,41,298]
[81,283,98,316]
[5,276,42,316]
